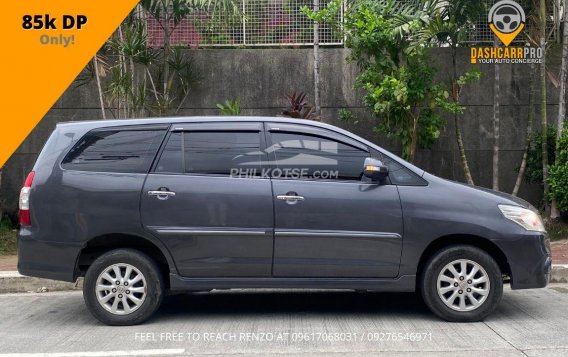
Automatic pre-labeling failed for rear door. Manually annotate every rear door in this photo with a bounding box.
[140,122,274,277]
[266,123,404,278]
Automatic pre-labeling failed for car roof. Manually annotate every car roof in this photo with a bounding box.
[56,116,332,130]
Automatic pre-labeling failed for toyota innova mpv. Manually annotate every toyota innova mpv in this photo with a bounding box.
[17,117,551,325]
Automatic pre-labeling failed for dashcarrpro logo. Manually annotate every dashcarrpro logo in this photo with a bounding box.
[470,0,541,64]
[489,0,526,46]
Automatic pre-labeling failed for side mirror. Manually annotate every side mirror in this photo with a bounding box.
[363,158,389,181]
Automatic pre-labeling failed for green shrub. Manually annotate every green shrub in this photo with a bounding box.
[0,216,17,256]
[216,99,241,116]
[522,125,556,185]
[338,109,358,124]
[549,126,568,213]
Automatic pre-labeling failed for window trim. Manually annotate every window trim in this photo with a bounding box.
[151,123,269,178]
[265,122,369,152]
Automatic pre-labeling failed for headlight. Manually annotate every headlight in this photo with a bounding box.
[498,204,545,232]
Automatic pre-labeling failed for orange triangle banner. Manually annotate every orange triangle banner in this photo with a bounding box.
[0,0,139,167]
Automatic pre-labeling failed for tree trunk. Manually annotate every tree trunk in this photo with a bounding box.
[93,55,106,120]
[451,48,474,185]
[551,0,568,219]
[163,28,170,99]
[455,114,474,185]
[162,9,171,116]
[558,0,568,137]
[540,0,550,215]
[117,25,128,118]
[409,113,419,163]
[492,38,500,190]
[313,0,321,119]
[130,57,136,117]
[513,63,536,196]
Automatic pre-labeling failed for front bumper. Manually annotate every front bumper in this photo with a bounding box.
[17,228,82,282]
[495,231,551,290]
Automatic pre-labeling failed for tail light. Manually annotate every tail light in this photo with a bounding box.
[19,171,35,226]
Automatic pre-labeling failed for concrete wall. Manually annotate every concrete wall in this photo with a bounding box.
[0,47,561,217]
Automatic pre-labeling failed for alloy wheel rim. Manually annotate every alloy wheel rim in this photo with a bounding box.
[95,263,147,315]
[436,259,490,312]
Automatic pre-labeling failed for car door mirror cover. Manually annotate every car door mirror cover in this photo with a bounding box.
[363,158,389,181]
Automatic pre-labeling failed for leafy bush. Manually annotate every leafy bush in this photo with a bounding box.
[545,220,568,241]
[306,0,480,162]
[339,109,359,124]
[549,127,568,213]
[522,125,556,184]
[0,216,17,256]
[216,99,241,116]
[280,92,320,121]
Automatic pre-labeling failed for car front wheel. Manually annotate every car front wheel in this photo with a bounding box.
[420,245,503,322]
[83,249,164,326]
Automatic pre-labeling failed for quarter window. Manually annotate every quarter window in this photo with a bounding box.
[370,149,428,186]
[155,131,264,175]
[62,129,166,173]
[269,132,369,180]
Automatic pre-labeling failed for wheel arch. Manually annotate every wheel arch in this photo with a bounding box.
[416,234,511,282]
[75,233,175,288]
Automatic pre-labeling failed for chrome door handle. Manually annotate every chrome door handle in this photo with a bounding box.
[276,192,305,205]
[276,195,305,201]
[148,190,176,201]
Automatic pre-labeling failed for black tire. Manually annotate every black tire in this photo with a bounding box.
[83,249,164,326]
[420,245,503,322]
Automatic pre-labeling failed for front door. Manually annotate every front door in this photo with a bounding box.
[266,123,403,278]
[140,122,274,277]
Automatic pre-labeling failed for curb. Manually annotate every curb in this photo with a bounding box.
[0,272,83,294]
[551,264,568,284]
[1,266,568,294]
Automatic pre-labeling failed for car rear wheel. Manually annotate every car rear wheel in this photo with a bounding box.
[420,245,503,322]
[83,249,164,326]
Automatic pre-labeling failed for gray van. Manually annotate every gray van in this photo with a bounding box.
[17,117,551,325]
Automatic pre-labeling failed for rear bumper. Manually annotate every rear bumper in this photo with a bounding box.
[495,232,551,290]
[17,228,82,282]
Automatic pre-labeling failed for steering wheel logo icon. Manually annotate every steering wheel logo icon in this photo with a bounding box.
[488,0,526,46]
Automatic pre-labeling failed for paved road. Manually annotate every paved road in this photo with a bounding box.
[1,285,568,356]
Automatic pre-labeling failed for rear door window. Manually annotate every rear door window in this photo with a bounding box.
[155,131,265,176]
[62,128,166,173]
